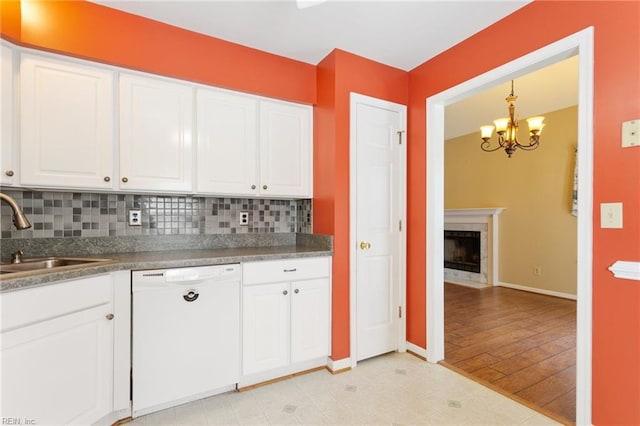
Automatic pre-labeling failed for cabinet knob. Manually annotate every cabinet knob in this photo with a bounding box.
[262,185,268,190]
[106,313,114,320]
[5,170,14,177]
[282,290,288,296]
[122,177,128,183]
[104,176,111,182]
[251,185,256,190]
[294,288,299,294]
[359,241,372,250]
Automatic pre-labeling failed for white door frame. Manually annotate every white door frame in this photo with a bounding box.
[350,92,407,368]
[425,28,594,425]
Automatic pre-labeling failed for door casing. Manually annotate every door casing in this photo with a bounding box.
[425,28,594,425]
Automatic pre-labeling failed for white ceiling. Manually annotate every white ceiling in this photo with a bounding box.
[90,0,531,71]
[89,0,578,137]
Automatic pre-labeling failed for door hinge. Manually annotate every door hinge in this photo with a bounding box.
[398,306,402,318]
[397,130,405,145]
[399,220,402,232]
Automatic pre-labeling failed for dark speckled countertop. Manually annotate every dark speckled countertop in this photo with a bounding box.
[0,233,332,293]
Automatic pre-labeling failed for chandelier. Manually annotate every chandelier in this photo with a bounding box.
[479,80,545,158]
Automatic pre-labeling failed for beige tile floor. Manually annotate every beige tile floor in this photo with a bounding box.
[130,352,560,425]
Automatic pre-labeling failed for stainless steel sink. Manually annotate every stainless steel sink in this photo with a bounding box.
[0,257,114,275]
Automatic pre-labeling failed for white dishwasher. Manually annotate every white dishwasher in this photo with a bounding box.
[132,264,241,417]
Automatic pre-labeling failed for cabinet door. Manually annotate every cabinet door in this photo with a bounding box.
[290,278,330,363]
[119,73,193,192]
[1,44,15,185]
[242,282,290,375]
[196,88,258,195]
[20,54,114,189]
[0,304,114,425]
[259,100,312,197]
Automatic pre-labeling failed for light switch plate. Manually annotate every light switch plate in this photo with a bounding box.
[601,202,623,229]
[622,119,640,148]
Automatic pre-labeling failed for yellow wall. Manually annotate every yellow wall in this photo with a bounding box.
[445,106,578,296]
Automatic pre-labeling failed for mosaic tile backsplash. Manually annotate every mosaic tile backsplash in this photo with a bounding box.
[0,190,312,239]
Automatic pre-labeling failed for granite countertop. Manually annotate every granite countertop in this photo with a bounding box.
[0,234,333,293]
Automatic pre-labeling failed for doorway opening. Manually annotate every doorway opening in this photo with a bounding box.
[426,28,593,425]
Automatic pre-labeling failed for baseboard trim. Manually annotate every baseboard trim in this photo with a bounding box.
[497,281,576,300]
[405,342,427,360]
[326,356,351,373]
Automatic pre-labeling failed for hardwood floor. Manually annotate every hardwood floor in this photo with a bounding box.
[443,282,576,424]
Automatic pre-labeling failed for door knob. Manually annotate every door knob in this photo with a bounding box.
[359,241,371,250]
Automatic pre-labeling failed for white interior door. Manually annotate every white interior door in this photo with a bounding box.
[352,93,406,362]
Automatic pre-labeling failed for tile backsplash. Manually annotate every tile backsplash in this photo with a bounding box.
[0,190,312,239]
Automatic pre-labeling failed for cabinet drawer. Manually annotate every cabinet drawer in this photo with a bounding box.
[0,274,112,332]
[243,257,330,285]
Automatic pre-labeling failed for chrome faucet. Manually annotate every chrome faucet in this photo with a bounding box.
[0,192,32,230]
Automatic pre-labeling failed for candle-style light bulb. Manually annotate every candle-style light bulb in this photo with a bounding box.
[493,118,509,133]
[480,125,494,139]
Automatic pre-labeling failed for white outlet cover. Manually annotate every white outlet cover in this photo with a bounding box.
[128,209,142,226]
[622,119,640,148]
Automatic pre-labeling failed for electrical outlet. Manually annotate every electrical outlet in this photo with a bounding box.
[534,266,542,276]
[128,209,142,226]
[239,211,249,226]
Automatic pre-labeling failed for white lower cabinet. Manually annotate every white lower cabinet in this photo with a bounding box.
[241,257,331,387]
[0,272,131,425]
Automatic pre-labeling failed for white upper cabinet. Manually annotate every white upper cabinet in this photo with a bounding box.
[197,88,312,198]
[197,88,258,195]
[259,100,312,198]
[119,73,194,192]
[20,53,115,189]
[14,49,312,197]
[1,44,15,185]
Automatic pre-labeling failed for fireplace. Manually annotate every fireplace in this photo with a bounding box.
[444,208,504,288]
[444,230,481,273]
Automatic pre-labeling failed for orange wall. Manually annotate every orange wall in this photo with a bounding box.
[315,49,408,360]
[4,0,640,423]
[407,1,640,424]
[1,0,315,104]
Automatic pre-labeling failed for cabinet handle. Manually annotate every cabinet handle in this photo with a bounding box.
[282,290,288,296]
[104,176,111,182]
[122,177,128,183]
[106,313,114,320]
[251,184,256,190]
[283,268,297,273]
[294,289,299,294]
[262,185,268,190]
[5,170,14,177]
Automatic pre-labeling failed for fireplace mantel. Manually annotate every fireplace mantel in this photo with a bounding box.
[444,208,505,218]
[444,208,505,287]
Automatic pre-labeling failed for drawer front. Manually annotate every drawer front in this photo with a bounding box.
[1,274,112,332]
[243,257,330,285]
